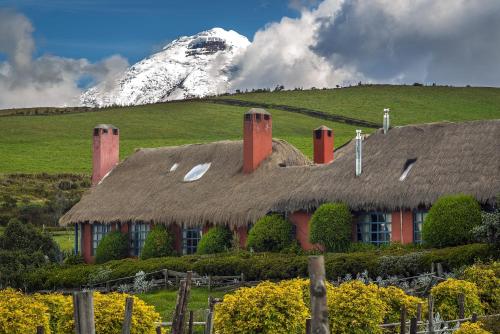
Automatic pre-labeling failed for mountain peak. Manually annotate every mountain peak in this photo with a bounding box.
[81,29,250,107]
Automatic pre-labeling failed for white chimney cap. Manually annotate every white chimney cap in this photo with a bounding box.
[384,108,390,113]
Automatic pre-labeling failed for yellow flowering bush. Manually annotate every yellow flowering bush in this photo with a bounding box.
[0,288,50,334]
[328,280,387,334]
[0,289,161,334]
[454,322,491,334]
[431,279,483,320]
[462,263,500,314]
[377,286,426,323]
[34,293,74,334]
[214,280,310,334]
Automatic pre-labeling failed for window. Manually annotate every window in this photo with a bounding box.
[183,163,211,182]
[170,163,179,172]
[130,223,150,256]
[92,223,112,255]
[413,211,427,244]
[399,158,417,181]
[182,227,202,254]
[357,212,392,245]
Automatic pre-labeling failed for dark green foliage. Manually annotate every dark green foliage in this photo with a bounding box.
[94,231,129,264]
[0,250,47,288]
[196,226,232,255]
[247,214,293,252]
[0,219,60,261]
[140,225,175,260]
[25,243,496,291]
[422,194,482,247]
[473,204,500,249]
[310,203,352,252]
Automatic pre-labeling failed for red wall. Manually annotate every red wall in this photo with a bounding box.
[289,211,323,251]
[235,226,248,248]
[170,224,182,254]
[313,126,334,164]
[391,210,414,244]
[243,112,272,173]
[82,223,93,263]
[92,127,119,185]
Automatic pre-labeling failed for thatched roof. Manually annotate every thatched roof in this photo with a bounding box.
[60,139,311,227]
[272,119,500,213]
[61,119,500,227]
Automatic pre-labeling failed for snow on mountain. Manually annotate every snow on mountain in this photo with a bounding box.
[81,28,250,107]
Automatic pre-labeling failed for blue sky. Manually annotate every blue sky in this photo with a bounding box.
[0,0,299,63]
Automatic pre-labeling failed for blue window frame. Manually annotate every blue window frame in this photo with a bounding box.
[130,223,150,256]
[357,212,392,245]
[182,227,202,255]
[92,223,112,255]
[413,211,427,244]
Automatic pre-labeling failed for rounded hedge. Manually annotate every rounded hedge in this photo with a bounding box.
[431,278,483,320]
[309,203,352,252]
[94,231,129,264]
[197,226,232,255]
[140,225,175,260]
[247,214,293,252]
[422,194,482,247]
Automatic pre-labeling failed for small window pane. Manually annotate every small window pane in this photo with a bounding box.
[356,212,392,245]
[413,211,427,244]
[184,163,211,182]
[182,227,202,254]
[92,223,111,256]
[130,223,150,256]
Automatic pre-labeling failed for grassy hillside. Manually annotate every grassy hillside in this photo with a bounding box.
[216,85,500,125]
[0,101,366,173]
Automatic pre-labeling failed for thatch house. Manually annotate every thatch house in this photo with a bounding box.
[60,109,500,263]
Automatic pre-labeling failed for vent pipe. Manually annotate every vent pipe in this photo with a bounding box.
[355,129,362,176]
[383,108,390,134]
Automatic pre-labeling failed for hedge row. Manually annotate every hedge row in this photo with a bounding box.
[26,243,497,291]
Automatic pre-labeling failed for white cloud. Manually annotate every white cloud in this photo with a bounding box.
[232,0,500,90]
[0,9,129,109]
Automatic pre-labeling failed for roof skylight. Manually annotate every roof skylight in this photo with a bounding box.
[183,163,211,182]
[399,159,417,181]
[170,163,179,172]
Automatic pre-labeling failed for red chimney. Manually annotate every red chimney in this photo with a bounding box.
[313,125,334,164]
[243,108,272,173]
[92,124,119,185]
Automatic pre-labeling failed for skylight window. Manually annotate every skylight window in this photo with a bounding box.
[183,163,211,182]
[170,163,179,172]
[399,159,417,181]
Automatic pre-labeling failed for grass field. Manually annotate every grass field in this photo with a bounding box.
[218,85,500,125]
[0,226,74,251]
[138,288,226,322]
[0,101,366,173]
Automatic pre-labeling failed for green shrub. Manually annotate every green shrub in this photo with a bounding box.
[378,252,429,277]
[473,210,500,249]
[94,231,129,264]
[197,226,232,255]
[461,262,500,314]
[140,225,174,260]
[247,214,293,252]
[431,278,484,320]
[309,203,352,252]
[423,194,482,247]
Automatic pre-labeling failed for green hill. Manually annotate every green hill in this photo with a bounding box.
[216,85,500,125]
[1,85,499,174]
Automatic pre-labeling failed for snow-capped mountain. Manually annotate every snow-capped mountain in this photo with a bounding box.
[81,28,250,107]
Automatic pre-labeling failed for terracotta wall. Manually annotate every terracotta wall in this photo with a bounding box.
[243,112,272,173]
[82,223,93,263]
[92,127,119,185]
[391,210,414,244]
[289,211,322,251]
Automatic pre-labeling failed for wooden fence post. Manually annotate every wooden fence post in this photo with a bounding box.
[416,303,422,322]
[73,291,95,334]
[36,326,44,334]
[458,293,465,323]
[471,313,478,323]
[436,263,443,277]
[205,296,215,334]
[172,271,193,334]
[208,276,212,291]
[156,326,162,334]
[428,295,434,334]
[400,306,406,334]
[121,296,134,334]
[306,318,312,334]
[308,256,330,334]
[409,317,417,334]
[240,273,245,287]
[187,310,194,334]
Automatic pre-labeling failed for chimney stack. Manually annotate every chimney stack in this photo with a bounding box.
[313,125,334,164]
[243,108,272,173]
[92,124,119,185]
[383,108,390,134]
[355,129,362,176]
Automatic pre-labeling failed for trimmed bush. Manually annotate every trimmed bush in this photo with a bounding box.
[247,214,293,252]
[422,194,482,247]
[0,288,50,334]
[431,278,483,320]
[140,225,174,260]
[197,226,232,255]
[95,231,129,264]
[378,286,426,323]
[310,203,352,252]
[214,280,309,334]
[455,322,491,334]
[461,262,500,314]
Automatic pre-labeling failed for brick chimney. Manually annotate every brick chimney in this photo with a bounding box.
[313,125,334,164]
[243,108,272,173]
[92,124,119,185]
